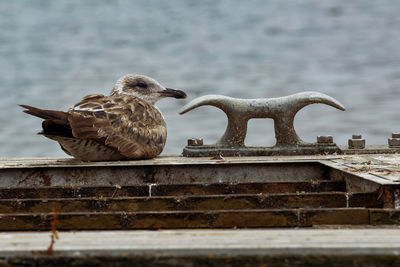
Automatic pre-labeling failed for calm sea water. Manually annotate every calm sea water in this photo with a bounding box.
[1,1,400,157]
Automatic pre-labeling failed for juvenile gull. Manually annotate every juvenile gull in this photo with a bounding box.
[20,74,186,161]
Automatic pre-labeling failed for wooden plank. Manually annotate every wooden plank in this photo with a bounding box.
[1,229,400,265]
[301,209,370,226]
[0,181,346,199]
[1,229,400,256]
[0,208,398,231]
[370,209,400,225]
[0,192,356,213]
[151,181,346,196]
[322,155,400,185]
[0,162,329,188]
[0,155,337,169]
[348,193,383,208]
[0,210,299,230]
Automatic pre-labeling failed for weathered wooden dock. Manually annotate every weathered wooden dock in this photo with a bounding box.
[0,154,399,265]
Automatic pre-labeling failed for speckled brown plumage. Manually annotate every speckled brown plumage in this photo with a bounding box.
[20,74,186,161]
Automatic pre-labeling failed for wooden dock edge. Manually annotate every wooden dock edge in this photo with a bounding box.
[1,229,400,266]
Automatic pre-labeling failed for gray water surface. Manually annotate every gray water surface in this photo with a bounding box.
[1,1,400,157]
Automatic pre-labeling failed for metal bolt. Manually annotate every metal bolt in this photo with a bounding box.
[317,135,333,144]
[187,138,203,146]
[392,132,400,138]
[348,134,365,149]
[388,133,400,148]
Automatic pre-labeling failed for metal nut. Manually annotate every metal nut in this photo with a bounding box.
[348,138,365,149]
[392,132,400,138]
[389,138,400,147]
[388,138,400,147]
[388,133,400,147]
[187,138,203,146]
[317,135,333,144]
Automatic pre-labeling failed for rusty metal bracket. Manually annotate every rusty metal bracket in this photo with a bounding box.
[180,91,345,157]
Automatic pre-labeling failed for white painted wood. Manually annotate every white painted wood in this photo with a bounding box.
[0,229,399,257]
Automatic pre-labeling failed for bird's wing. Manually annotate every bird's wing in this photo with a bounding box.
[68,94,167,159]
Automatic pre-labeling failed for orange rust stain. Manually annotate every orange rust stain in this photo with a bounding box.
[46,208,59,256]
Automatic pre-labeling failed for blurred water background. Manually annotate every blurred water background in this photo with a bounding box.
[1,0,400,157]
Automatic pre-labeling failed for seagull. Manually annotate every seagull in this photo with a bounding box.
[20,74,186,161]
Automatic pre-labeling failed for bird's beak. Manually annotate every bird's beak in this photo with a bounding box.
[160,88,187,99]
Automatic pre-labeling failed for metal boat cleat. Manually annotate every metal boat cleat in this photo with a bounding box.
[180,91,345,157]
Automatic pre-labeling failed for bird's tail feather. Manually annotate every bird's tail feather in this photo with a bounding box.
[19,104,74,138]
[19,104,69,125]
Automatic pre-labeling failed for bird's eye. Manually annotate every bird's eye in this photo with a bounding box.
[137,82,147,88]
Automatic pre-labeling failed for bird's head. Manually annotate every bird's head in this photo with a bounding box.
[111,74,186,105]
